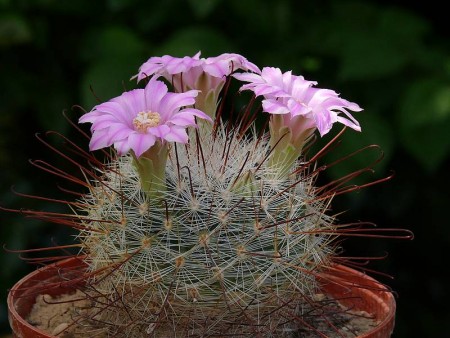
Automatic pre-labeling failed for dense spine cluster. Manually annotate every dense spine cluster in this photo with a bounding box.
[78,125,337,336]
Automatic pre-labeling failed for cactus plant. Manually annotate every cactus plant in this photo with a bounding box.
[5,52,411,337]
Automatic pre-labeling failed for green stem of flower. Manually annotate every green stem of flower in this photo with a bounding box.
[268,115,314,178]
[131,142,169,201]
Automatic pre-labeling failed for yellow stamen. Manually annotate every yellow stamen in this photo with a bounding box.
[133,111,161,132]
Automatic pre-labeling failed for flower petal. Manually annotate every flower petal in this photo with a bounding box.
[158,91,198,119]
[89,128,112,151]
[113,139,132,156]
[262,99,290,115]
[144,76,169,112]
[80,73,205,155]
[127,132,157,157]
[233,72,264,83]
[87,115,122,131]
[167,112,196,126]
[113,89,146,123]
[106,123,134,144]
[134,53,203,82]
[236,66,363,137]
[164,126,189,143]
[149,125,171,139]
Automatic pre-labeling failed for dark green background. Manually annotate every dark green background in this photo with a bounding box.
[1,0,449,336]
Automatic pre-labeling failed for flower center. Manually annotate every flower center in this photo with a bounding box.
[133,111,161,132]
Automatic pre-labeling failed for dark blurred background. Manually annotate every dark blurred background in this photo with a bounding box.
[1,0,449,337]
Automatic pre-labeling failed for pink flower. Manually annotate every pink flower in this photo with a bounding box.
[133,52,260,120]
[134,52,260,93]
[134,52,202,86]
[79,76,211,157]
[234,67,362,136]
[202,53,260,79]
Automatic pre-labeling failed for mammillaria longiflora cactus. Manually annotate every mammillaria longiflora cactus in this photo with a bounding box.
[71,52,367,337]
[9,51,413,337]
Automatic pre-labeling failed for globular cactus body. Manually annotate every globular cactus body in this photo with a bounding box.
[79,125,336,336]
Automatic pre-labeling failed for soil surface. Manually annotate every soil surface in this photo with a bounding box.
[27,291,379,337]
[27,290,108,338]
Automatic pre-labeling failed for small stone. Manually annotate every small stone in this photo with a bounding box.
[313,293,326,301]
[52,322,69,335]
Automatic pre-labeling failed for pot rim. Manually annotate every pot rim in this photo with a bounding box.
[8,257,395,337]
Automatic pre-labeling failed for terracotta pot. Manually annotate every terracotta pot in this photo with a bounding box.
[318,265,396,338]
[7,257,87,338]
[7,257,395,337]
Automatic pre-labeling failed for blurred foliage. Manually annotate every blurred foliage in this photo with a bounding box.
[1,0,449,336]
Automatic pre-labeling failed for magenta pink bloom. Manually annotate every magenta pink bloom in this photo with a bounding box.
[134,52,260,92]
[79,76,211,157]
[234,67,362,136]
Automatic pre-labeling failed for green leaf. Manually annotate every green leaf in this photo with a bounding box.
[187,0,222,18]
[398,78,450,172]
[35,85,71,133]
[28,0,100,15]
[81,59,140,110]
[81,26,145,62]
[80,26,145,109]
[321,1,430,81]
[0,13,31,46]
[107,0,141,11]
[154,27,235,57]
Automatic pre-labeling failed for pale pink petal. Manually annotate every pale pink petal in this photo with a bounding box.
[262,99,290,115]
[236,68,289,97]
[158,91,198,120]
[78,110,103,123]
[203,53,260,77]
[288,114,316,134]
[178,108,211,121]
[148,125,170,139]
[93,101,126,118]
[167,108,211,127]
[176,67,204,90]
[332,99,363,112]
[203,60,232,78]
[261,67,285,89]
[144,77,169,112]
[135,53,203,82]
[138,56,166,76]
[290,77,315,101]
[233,72,263,83]
[286,98,311,116]
[232,56,261,74]
[88,115,125,131]
[89,128,111,151]
[165,55,202,74]
[127,132,157,157]
[164,126,189,143]
[336,115,361,132]
[80,74,208,156]
[236,66,363,137]
[313,108,335,136]
[114,90,146,122]
[167,112,195,126]
[306,88,338,107]
[106,123,134,144]
[113,139,132,156]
